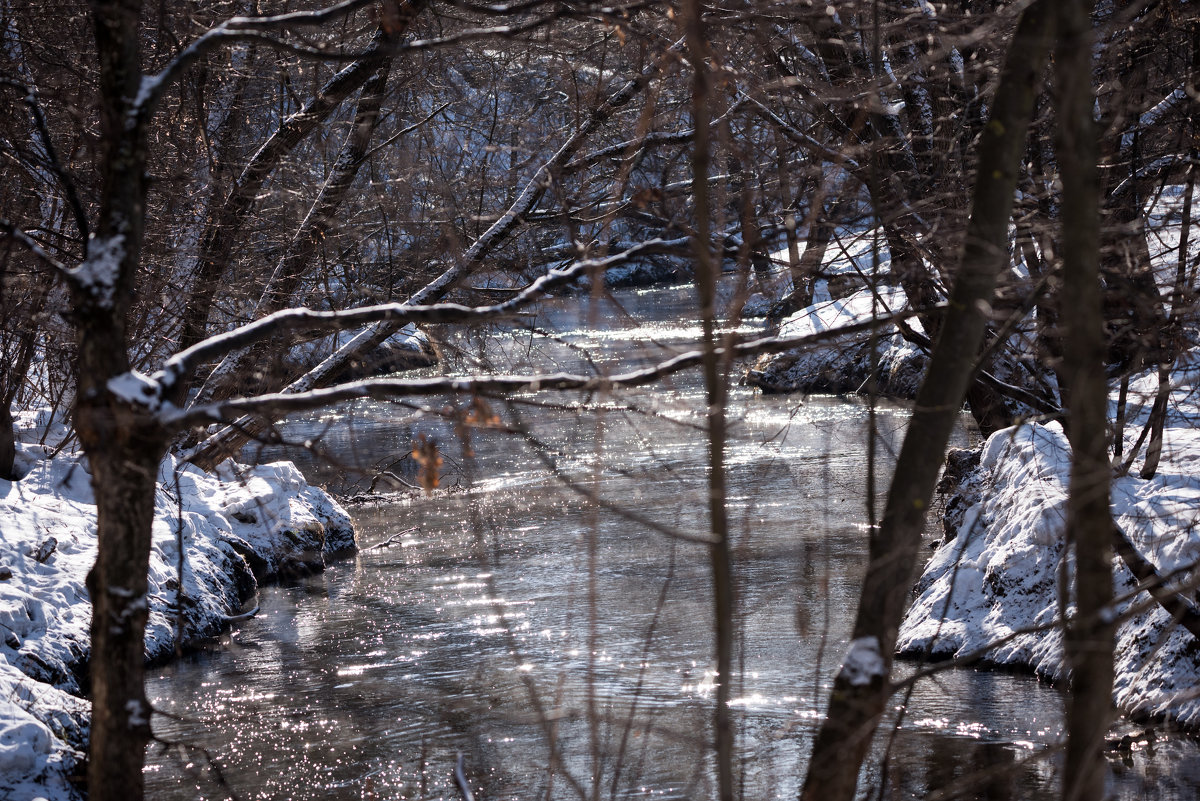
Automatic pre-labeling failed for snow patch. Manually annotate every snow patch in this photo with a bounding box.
[838,637,886,687]
[106,370,161,410]
[749,286,927,397]
[69,234,123,308]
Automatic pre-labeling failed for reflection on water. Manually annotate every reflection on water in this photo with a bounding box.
[145,283,1200,800]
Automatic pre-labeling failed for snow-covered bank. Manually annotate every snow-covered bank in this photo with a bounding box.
[0,450,354,800]
[743,229,931,396]
[746,285,928,396]
[900,353,1200,726]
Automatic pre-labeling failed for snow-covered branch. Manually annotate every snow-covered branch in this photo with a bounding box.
[406,37,683,306]
[137,0,586,117]
[137,0,397,114]
[157,238,679,392]
[1120,84,1189,153]
[166,307,931,432]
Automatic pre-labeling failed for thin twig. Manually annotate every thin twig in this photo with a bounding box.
[364,527,419,549]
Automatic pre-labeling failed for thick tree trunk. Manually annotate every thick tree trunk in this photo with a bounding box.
[1054,3,1115,800]
[799,5,1054,799]
[81,438,164,801]
[81,3,169,800]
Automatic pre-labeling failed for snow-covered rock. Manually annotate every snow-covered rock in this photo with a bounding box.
[0,449,355,800]
[900,355,1200,726]
[602,255,689,288]
[297,323,437,379]
[747,286,927,397]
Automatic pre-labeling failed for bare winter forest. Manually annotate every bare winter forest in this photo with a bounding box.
[3,1,1200,800]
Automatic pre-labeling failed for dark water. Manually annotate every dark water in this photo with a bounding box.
[144,283,1200,800]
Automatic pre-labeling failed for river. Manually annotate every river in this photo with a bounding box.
[144,281,1200,800]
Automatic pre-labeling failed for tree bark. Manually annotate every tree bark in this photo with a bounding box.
[0,402,15,481]
[1053,3,1115,800]
[799,5,1054,799]
[80,3,169,800]
[81,431,165,801]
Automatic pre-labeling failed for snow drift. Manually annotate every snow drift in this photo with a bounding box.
[900,352,1200,727]
[0,449,354,801]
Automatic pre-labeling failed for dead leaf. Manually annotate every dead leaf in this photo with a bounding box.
[631,187,664,209]
[411,434,442,495]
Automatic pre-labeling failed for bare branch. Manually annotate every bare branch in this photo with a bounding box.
[176,24,402,354]
[0,217,70,275]
[0,79,89,244]
[742,92,863,172]
[406,37,683,306]
[158,238,681,391]
[166,306,932,432]
[361,101,451,162]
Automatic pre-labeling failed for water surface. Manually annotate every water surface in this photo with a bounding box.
[145,282,1200,800]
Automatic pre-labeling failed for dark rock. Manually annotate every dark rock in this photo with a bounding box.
[747,335,926,399]
[30,537,57,563]
[216,540,259,603]
[603,257,689,288]
[220,534,270,580]
[937,447,984,544]
[939,447,982,493]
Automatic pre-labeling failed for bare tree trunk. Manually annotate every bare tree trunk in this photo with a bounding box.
[82,436,164,801]
[0,402,15,480]
[684,3,735,798]
[1141,157,1195,478]
[0,267,51,480]
[799,5,1054,798]
[79,4,168,800]
[769,197,834,320]
[1054,2,1115,799]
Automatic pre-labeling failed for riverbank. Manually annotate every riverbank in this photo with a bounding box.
[746,285,928,397]
[899,349,1200,727]
[0,448,354,801]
